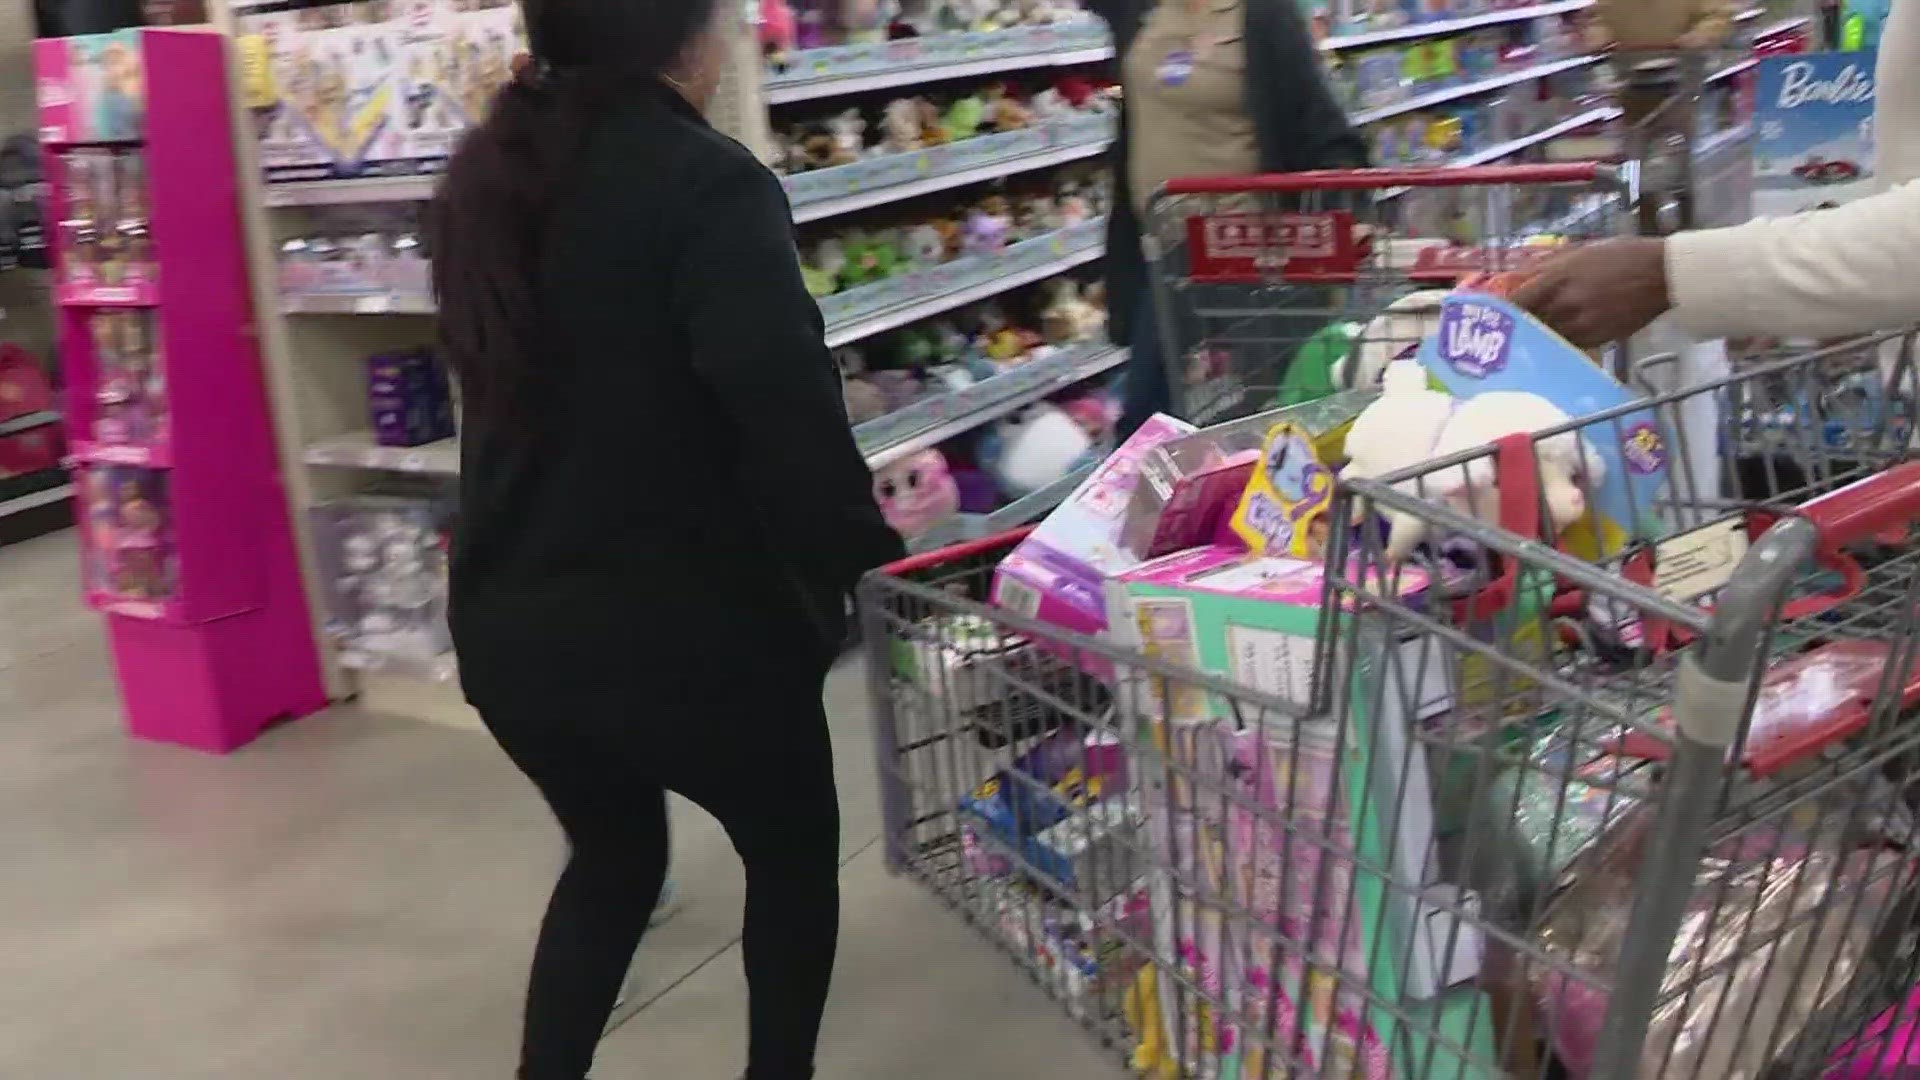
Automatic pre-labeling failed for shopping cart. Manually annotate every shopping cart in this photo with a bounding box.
[858,325,1920,1079]
[1140,164,1629,427]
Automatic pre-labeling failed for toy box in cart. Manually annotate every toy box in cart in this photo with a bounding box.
[863,317,1920,1080]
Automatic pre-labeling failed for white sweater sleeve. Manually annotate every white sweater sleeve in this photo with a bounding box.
[1665,180,1920,339]
[1665,1,1920,341]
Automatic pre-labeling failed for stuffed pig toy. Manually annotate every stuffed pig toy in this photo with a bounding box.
[873,449,959,539]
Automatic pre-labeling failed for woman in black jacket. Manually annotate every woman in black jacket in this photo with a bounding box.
[427,0,905,1074]
[1090,0,1368,436]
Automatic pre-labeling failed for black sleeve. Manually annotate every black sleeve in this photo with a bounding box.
[1246,0,1370,172]
[672,158,906,593]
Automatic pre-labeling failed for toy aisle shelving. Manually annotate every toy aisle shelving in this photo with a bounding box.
[207,0,1798,728]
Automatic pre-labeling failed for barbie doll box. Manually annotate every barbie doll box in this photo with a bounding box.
[990,413,1195,677]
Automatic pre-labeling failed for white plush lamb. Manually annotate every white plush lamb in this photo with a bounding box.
[1341,360,1460,554]
[1393,391,1606,562]
[1331,289,1454,391]
[1342,360,1605,562]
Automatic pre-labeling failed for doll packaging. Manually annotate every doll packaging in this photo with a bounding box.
[990,412,1196,675]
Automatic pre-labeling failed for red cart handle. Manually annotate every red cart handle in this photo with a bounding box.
[876,525,1036,578]
[1772,459,1920,620]
[1160,163,1606,196]
[1628,459,1920,651]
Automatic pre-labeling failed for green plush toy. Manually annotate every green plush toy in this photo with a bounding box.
[941,95,986,142]
[838,230,900,288]
[1272,320,1362,407]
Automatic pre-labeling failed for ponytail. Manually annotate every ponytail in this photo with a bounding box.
[426,62,605,433]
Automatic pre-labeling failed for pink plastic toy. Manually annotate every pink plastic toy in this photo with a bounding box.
[37,30,327,752]
[1828,985,1920,1079]
[873,449,959,540]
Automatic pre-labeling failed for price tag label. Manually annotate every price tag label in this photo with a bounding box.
[400,451,429,472]
[353,294,392,314]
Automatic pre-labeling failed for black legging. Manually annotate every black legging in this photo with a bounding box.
[479,669,840,1080]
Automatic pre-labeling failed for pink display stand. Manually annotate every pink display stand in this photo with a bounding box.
[36,29,327,752]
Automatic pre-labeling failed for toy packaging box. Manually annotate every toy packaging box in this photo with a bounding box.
[34,30,147,144]
[1752,52,1880,217]
[1121,390,1376,562]
[1417,292,1671,550]
[990,413,1196,673]
[367,348,455,448]
[1110,545,1495,1080]
[236,0,526,181]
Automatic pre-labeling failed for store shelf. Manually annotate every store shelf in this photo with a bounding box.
[1350,54,1602,126]
[1377,104,1620,197]
[824,221,1107,348]
[765,27,1115,105]
[863,344,1128,470]
[337,646,460,686]
[791,133,1111,224]
[1708,57,1757,83]
[906,459,1096,552]
[0,410,60,438]
[304,431,459,475]
[264,174,440,208]
[1319,0,1593,49]
[281,293,435,316]
[0,481,72,520]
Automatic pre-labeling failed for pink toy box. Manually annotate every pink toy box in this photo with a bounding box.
[989,413,1195,676]
[1119,390,1375,561]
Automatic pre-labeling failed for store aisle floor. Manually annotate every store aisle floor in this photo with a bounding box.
[0,530,1120,1079]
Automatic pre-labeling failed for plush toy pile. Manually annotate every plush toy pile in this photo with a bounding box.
[797,165,1111,298]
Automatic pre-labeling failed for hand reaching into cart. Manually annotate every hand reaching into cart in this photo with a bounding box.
[1508,237,1673,348]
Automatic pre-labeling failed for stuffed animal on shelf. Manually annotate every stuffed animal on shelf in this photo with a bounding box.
[840,0,891,42]
[1053,386,1119,446]
[881,98,924,153]
[915,98,950,146]
[826,108,866,165]
[977,402,1094,497]
[760,0,798,69]
[942,95,987,142]
[1040,278,1106,344]
[810,237,848,293]
[982,83,1032,132]
[839,230,899,287]
[902,223,946,270]
[873,449,960,539]
[963,207,1010,257]
[843,376,888,423]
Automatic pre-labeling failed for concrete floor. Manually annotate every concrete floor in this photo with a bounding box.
[0,530,1123,1079]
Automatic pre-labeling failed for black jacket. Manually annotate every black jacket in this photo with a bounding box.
[449,79,905,707]
[1091,0,1369,345]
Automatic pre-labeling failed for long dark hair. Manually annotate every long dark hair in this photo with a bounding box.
[427,0,721,430]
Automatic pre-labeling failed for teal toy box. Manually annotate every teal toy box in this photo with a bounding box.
[1108,545,1496,1080]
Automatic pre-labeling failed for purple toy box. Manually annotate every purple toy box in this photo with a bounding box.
[368,348,455,448]
[989,413,1196,677]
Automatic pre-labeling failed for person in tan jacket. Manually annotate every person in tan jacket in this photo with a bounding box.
[1515,2,1919,345]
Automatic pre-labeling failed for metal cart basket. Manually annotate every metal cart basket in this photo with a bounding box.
[1140,164,1628,427]
[859,326,1920,1079]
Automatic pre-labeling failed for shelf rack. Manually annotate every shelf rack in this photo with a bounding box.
[221,0,1616,728]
